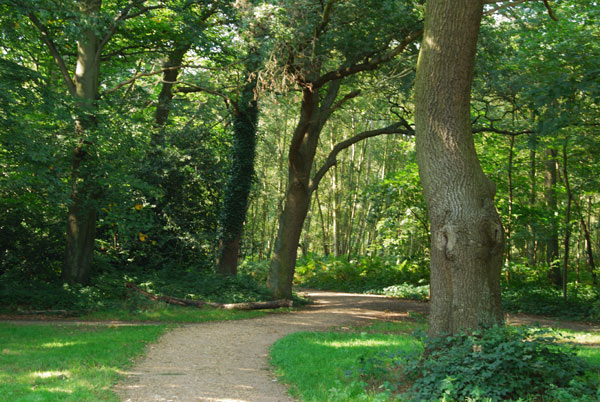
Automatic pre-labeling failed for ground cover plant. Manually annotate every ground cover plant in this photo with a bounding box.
[270,321,600,401]
[0,268,291,322]
[0,323,167,401]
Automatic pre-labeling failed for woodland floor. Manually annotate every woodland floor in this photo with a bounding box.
[3,289,600,401]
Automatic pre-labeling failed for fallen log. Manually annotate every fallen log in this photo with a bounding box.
[125,283,293,310]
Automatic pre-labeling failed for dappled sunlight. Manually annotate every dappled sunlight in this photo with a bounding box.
[322,338,406,348]
[31,370,70,379]
[39,341,80,348]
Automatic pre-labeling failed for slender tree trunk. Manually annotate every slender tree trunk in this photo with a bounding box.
[152,43,191,145]
[63,0,102,284]
[527,133,537,267]
[414,0,504,337]
[544,147,561,286]
[267,87,323,298]
[506,135,515,267]
[561,143,572,300]
[577,196,597,284]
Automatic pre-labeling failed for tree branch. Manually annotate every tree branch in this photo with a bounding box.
[312,29,422,88]
[542,0,558,21]
[325,89,361,120]
[95,1,166,64]
[484,0,530,15]
[175,82,237,114]
[472,127,533,136]
[309,122,413,193]
[27,12,76,96]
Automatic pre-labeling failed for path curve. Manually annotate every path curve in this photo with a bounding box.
[114,290,427,402]
[112,289,600,401]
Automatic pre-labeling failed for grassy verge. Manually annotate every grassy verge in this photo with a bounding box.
[80,302,278,322]
[0,323,167,401]
[270,321,600,401]
[270,322,422,401]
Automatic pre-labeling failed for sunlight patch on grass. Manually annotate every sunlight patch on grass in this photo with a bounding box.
[322,337,409,348]
[0,323,167,401]
[40,341,80,348]
[83,304,268,322]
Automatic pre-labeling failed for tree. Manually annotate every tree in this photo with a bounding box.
[265,0,421,299]
[414,0,504,337]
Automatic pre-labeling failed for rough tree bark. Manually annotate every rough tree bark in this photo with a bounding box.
[414,0,504,337]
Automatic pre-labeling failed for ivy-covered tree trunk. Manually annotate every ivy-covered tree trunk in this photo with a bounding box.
[216,76,259,275]
[63,0,101,284]
[414,0,504,337]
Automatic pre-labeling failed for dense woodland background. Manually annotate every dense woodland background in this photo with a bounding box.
[1,0,599,319]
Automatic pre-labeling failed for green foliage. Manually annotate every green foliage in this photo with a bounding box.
[502,282,600,322]
[136,269,273,304]
[293,254,429,294]
[0,323,166,401]
[0,267,275,315]
[238,258,271,283]
[370,284,429,302]
[404,326,598,401]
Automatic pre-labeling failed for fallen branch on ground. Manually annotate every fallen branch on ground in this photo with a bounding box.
[125,283,293,310]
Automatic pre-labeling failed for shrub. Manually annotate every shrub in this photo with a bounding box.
[370,283,429,301]
[502,283,600,322]
[293,254,428,293]
[405,326,598,401]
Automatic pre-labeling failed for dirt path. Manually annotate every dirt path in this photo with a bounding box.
[113,290,600,402]
[114,290,428,402]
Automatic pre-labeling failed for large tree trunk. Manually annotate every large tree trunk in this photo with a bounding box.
[414,0,504,337]
[63,0,101,284]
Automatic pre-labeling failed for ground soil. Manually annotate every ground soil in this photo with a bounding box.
[3,289,599,401]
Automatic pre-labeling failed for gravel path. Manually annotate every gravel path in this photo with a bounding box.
[114,290,428,402]
[111,289,600,401]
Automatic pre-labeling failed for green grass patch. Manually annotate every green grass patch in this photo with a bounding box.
[81,302,283,322]
[270,323,422,401]
[271,322,600,401]
[0,323,167,401]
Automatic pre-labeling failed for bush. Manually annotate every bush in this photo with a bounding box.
[405,326,598,401]
[294,254,428,293]
[369,283,430,301]
[502,283,600,322]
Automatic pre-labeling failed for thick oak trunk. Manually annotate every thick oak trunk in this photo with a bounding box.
[414,0,504,337]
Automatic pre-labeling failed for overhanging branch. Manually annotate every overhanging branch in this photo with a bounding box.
[309,122,413,194]
[312,29,422,89]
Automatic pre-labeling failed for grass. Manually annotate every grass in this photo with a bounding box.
[270,322,422,401]
[80,302,276,322]
[270,321,600,401]
[0,323,167,401]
